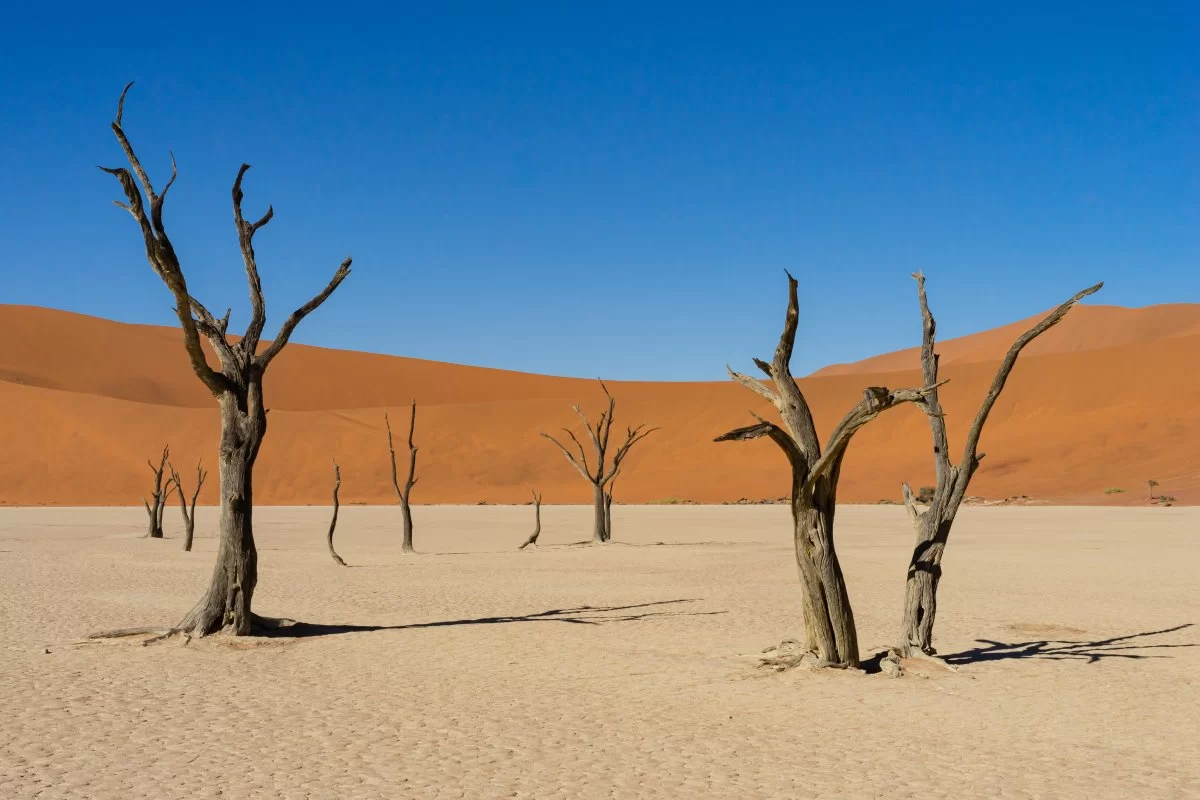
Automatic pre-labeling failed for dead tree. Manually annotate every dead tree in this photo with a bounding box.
[327,460,346,566]
[166,459,207,552]
[518,490,543,550]
[95,83,351,638]
[386,401,419,554]
[143,446,171,538]
[715,272,940,668]
[896,273,1102,658]
[541,380,656,544]
[603,468,619,542]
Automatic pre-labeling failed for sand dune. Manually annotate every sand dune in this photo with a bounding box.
[1,304,1197,506]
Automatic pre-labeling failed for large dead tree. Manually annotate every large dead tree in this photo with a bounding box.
[96,83,351,637]
[327,460,346,567]
[541,381,656,544]
[386,401,419,554]
[166,458,206,552]
[518,490,543,550]
[716,272,940,668]
[896,273,1102,658]
[142,446,171,538]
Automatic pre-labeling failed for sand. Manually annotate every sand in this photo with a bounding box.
[1,303,1198,508]
[2,504,1197,798]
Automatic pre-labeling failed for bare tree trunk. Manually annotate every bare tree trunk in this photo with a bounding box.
[386,401,420,554]
[327,460,346,566]
[542,381,656,546]
[144,446,170,538]
[168,458,206,552]
[93,83,351,639]
[591,482,607,545]
[717,273,940,669]
[518,490,543,550]
[896,273,1101,658]
[175,388,265,635]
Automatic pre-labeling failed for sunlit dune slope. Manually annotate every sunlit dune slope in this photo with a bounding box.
[1,304,1196,506]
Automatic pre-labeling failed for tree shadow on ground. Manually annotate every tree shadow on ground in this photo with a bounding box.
[944,624,1197,665]
[258,599,726,639]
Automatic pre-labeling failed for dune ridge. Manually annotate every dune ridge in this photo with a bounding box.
[1,303,1196,506]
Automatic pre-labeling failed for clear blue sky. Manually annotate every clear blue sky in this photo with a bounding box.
[2,2,1196,379]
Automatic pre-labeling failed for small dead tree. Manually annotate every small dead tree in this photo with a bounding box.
[327,460,346,567]
[716,272,940,668]
[541,380,656,544]
[94,83,351,638]
[143,446,171,538]
[896,273,1102,658]
[518,490,543,550]
[386,401,419,554]
[166,458,206,552]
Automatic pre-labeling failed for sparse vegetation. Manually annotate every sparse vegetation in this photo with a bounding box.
[1104,487,1126,494]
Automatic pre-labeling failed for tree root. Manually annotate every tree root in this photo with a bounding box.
[755,639,836,672]
[85,626,173,640]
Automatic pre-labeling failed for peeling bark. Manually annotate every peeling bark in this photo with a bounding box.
[541,381,656,544]
[897,272,1101,657]
[717,272,941,668]
[95,83,350,638]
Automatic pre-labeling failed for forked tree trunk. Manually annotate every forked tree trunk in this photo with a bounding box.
[716,273,939,669]
[896,273,1101,658]
[144,446,170,539]
[169,458,205,552]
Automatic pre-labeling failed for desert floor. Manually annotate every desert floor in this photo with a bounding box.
[2,505,1197,799]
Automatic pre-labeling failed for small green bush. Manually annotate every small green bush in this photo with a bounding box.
[1103,487,1125,494]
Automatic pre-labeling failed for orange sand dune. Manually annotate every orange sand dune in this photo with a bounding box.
[1,304,1197,506]
[814,303,1200,377]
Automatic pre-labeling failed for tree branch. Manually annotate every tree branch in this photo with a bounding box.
[100,83,229,396]
[714,414,806,473]
[727,366,781,407]
[803,383,945,497]
[603,425,658,484]
[255,258,352,367]
[960,281,1103,467]
[233,164,271,355]
[541,432,595,482]
[912,272,952,483]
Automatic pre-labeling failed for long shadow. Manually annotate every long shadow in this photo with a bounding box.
[259,599,726,639]
[944,624,1197,665]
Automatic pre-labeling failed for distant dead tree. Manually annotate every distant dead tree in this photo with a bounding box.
[895,273,1101,659]
[518,490,543,550]
[166,458,206,552]
[715,272,940,669]
[386,401,419,554]
[327,460,346,567]
[92,83,351,639]
[1148,479,1159,501]
[541,380,656,544]
[143,445,171,539]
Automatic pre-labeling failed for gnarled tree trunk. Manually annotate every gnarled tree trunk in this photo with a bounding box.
[327,459,346,566]
[94,83,350,639]
[716,273,938,668]
[896,273,1101,657]
[542,381,656,545]
[518,490,543,550]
